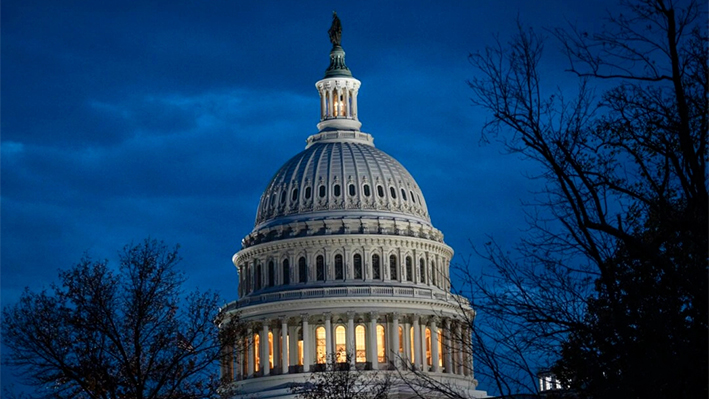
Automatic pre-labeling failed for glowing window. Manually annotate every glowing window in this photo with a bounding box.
[398,326,404,354]
[348,184,356,196]
[316,255,325,281]
[282,259,290,285]
[389,255,398,281]
[336,326,347,362]
[335,254,343,280]
[268,331,274,370]
[254,333,260,372]
[410,326,415,363]
[426,327,432,366]
[377,324,387,364]
[406,256,413,282]
[372,254,381,280]
[353,254,363,279]
[299,257,307,283]
[438,329,443,367]
[316,326,326,364]
[297,328,303,365]
[355,325,367,363]
[363,184,371,197]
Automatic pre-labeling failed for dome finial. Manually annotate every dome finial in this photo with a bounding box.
[328,11,342,47]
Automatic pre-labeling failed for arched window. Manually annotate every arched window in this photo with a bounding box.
[437,329,443,367]
[377,324,387,364]
[410,326,415,363]
[389,255,398,281]
[335,254,344,280]
[377,185,385,198]
[255,263,262,290]
[353,254,363,279]
[335,326,347,362]
[280,190,286,204]
[363,184,371,197]
[419,259,426,284]
[405,256,413,282]
[299,257,307,283]
[398,326,404,354]
[372,254,381,280]
[305,186,312,199]
[425,327,432,366]
[333,184,341,197]
[282,259,290,285]
[390,186,397,199]
[355,325,367,363]
[401,188,407,201]
[268,261,275,287]
[316,326,326,364]
[254,332,261,372]
[316,255,325,281]
[348,184,356,196]
[297,328,304,366]
[410,190,416,203]
[319,185,326,198]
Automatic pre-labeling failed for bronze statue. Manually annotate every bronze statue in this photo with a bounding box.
[328,11,342,46]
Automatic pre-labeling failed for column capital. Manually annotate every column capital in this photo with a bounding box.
[323,312,332,321]
[301,313,310,321]
[412,313,420,322]
[429,316,440,325]
[443,318,451,328]
[346,311,355,320]
[368,311,379,322]
[391,312,400,321]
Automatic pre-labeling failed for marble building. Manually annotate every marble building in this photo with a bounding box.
[219,14,487,399]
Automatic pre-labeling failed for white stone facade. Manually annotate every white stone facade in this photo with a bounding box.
[219,21,487,399]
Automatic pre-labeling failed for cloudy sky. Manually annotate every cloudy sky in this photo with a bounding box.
[2,0,620,394]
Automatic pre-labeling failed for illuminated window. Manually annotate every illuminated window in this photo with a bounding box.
[406,256,413,282]
[268,331,274,370]
[268,261,275,287]
[282,259,290,285]
[438,329,443,367]
[410,326,415,363]
[299,257,307,283]
[419,259,425,283]
[372,254,381,280]
[316,255,325,281]
[389,255,398,281]
[355,325,367,363]
[398,326,404,354]
[316,326,326,364]
[297,328,303,366]
[335,254,344,280]
[336,326,347,363]
[425,327,432,366]
[353,254,363,279]
[377,324,387,364]
[254,333,261,372]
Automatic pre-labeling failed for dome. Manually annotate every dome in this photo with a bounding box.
[253,131,431,232]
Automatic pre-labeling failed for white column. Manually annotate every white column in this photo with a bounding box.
[391,313,400,367]
[261,322,270,376]
[347,311,355,367]
[444,319,453,374]
[320,90,326,120]
[369,312,379,369]
[289,325,298,368]
[413,315,422,370]
[420,321,428,371]
[324,313,333,368]
[456,323,464,375]
[402,320,411,366]
[431,318,440,373]
[281,318,288,374]
[302,314,311,372]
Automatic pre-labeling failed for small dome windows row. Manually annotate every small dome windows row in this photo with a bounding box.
[264,182,422,209]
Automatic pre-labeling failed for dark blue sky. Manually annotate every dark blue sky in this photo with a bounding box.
[2,0,619,394]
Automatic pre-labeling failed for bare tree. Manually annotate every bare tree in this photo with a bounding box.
[461,0,706,397]
[290,353,390,399]
[2,239,243,399]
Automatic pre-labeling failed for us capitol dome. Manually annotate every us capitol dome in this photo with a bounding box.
[220,13,487,399]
